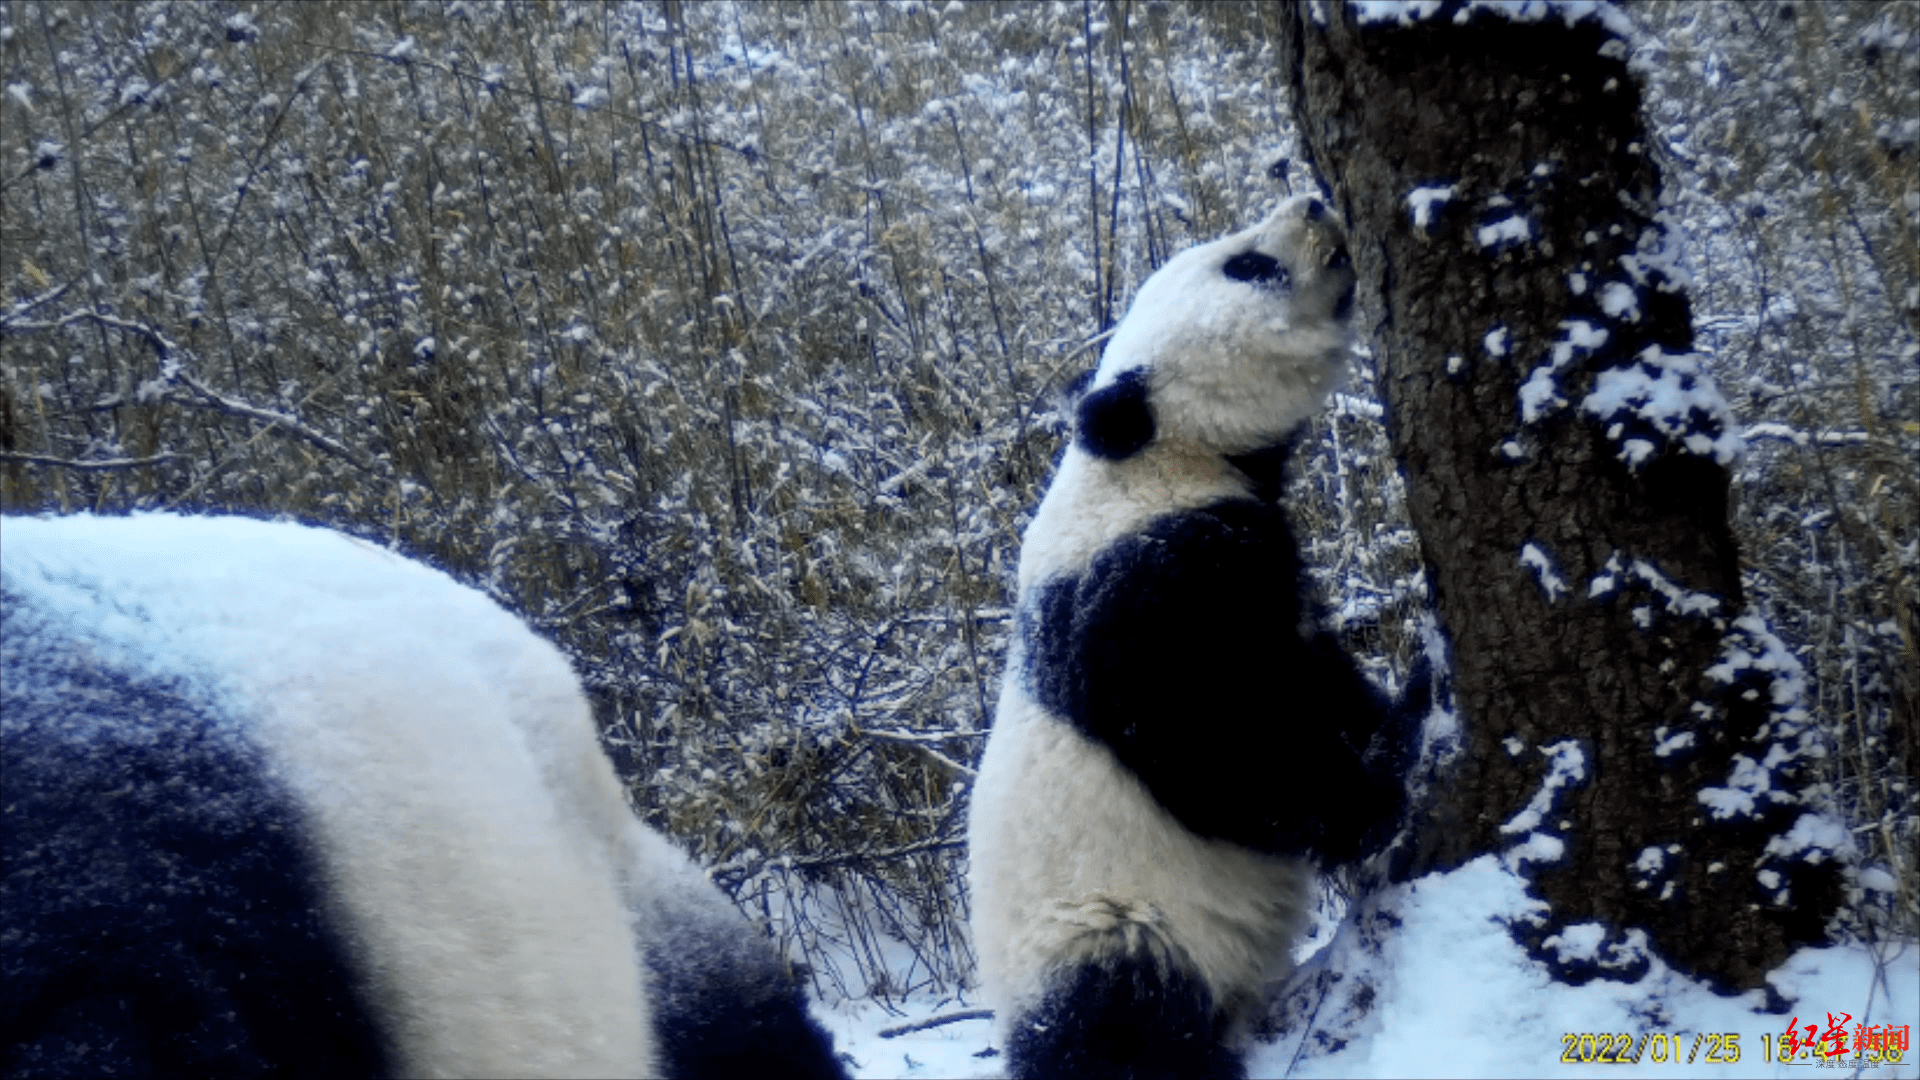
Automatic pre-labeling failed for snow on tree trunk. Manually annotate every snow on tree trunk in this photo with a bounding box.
[1277,2,1841,992]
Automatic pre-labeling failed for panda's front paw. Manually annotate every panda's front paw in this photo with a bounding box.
[1363,654,1430,783]
[1399,653,1435,724]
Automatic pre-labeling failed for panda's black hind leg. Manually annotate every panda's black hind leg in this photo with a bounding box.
[1005,946,1244,1080]
[644,946,846,1080]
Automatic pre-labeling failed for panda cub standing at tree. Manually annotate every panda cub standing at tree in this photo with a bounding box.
[968,195,1427,1079]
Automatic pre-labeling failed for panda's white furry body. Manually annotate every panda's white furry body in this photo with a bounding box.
[969,682,1315,1032]
[969,196,1418,1077]
[0,514,842,1079]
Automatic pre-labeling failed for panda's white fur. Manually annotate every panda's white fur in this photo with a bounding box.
[969,196,1411,1077]
[0,513,841,1079]
[969,691,1316,1034]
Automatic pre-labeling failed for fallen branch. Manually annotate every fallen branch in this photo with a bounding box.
[877,1009,994,1039]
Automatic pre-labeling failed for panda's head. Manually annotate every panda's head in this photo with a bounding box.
[1076,195,1356,464]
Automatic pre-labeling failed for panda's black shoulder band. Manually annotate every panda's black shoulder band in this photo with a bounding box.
[1076,368,1155,461]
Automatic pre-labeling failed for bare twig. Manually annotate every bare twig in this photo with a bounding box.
[3,309,373,472]
[860,727,988,744]
[860,727,983,777]
[0,451,180,471]
[776,835,965,872]
[4,281,74,321]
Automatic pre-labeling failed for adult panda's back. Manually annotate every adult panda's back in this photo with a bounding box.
[0,513,844,1080]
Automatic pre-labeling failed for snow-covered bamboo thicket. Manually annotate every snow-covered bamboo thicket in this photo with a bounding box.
[1,0,1912,1001]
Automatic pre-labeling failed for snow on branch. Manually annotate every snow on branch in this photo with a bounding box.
[1,308,373,473]
[1740,422,1873,448]
[3,281,73,321]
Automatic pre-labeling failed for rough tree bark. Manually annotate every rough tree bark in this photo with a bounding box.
[1275,2,1840,992]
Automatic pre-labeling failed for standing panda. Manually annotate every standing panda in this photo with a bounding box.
[0,513,845,1080]
[968,195,1425,1078]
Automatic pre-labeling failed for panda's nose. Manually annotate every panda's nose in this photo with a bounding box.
[1302,198,1326,220]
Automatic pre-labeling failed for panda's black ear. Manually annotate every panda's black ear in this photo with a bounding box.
[1077,368,1154,460]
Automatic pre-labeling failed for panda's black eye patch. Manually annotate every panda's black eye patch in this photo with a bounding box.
[1222,251,1287,286]
[1325,246,1351,271]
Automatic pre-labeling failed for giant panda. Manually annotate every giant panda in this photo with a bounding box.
[967,195,1426,1079]
[0,513,845,1080]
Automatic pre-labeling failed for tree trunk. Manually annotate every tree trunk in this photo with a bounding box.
[1276,3,1840,992]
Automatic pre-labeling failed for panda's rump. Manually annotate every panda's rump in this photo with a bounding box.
[1006,915,1245,1079]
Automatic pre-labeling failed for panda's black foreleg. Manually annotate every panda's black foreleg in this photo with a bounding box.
[1301,631,1393,758]
[1293,631,1428,862]
[1007,946,1244,1080]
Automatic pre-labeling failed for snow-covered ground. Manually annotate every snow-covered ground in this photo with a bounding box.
[817,996,1001,1080]
[816,856,1917,1079]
